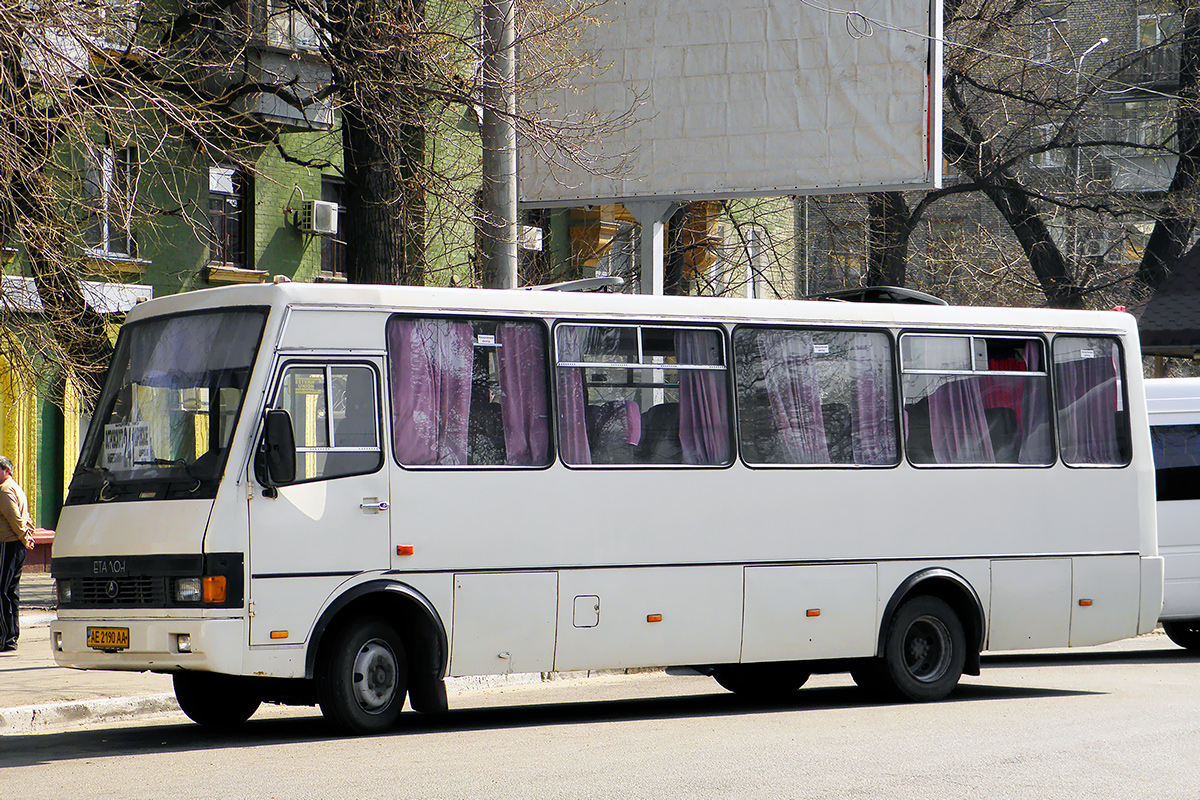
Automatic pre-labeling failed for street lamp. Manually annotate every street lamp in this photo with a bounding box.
[1071,36,1108,263]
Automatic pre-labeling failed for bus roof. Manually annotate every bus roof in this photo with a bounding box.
[124,282,1140,336]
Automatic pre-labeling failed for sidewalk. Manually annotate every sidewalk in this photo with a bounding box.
[0,572,177,734]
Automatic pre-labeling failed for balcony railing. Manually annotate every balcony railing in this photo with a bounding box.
[1111,44,1181,88]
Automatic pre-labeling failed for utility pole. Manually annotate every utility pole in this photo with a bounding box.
[481,0,518,289]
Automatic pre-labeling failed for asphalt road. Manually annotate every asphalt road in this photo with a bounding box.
[3,634,1198,799]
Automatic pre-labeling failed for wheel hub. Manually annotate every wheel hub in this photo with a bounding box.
[352,639,397,713]
[903,615,951,683]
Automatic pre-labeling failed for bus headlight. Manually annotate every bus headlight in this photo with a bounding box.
[56,579,72,604]
[175,577,202,603]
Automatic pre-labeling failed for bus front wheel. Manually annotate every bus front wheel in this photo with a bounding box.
[879,596,966,702]
[1163,620,1200,651]
[318,616,408,734]
[173,672,262,728]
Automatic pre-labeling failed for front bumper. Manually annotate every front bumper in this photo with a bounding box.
[51,617,248,675]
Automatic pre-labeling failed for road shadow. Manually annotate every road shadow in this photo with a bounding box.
[0,680,1092,767]
[981,646,1200,669]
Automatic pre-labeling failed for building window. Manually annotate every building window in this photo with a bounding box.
[827,222,864,288]
[84,143,138,258]
[1032,18,1068,64]
[1032,122,1068,169]
[265,0,319,49]
[1138,0,1179,49]
[320,178,346,280]
[209,167,248,269]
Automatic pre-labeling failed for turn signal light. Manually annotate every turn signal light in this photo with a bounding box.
[270,630,289,640]
[806,609,821,617]
[397,545,415,556]
[202,575,227,604]
[647,614,662,623]
[1078,599,1093,607]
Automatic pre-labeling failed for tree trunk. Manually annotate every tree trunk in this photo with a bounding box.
[1135,3,1200,294]
[866,192,912,287]
[330,0,425,286]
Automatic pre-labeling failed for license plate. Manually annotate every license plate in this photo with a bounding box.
[87,627,130,650]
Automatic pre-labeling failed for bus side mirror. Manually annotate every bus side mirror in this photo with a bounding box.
[260,409,297,488]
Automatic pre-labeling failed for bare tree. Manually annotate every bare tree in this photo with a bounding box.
[0,0,637,406]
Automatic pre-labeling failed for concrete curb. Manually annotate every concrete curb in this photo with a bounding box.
[0,693,179,735]
[0,669,650,735]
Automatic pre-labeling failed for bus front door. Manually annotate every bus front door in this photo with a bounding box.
[247,360,390,647]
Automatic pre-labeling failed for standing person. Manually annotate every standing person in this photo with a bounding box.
[0,456,34,652]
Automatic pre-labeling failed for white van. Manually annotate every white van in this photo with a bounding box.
[1146,377,1200,650]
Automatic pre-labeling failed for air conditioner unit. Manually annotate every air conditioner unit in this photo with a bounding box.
[300,200,339,235]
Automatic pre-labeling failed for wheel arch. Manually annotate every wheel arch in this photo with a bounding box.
[306,579,449,699]
[878,568,986,676]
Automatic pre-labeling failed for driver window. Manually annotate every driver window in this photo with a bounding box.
[275,363,382,481]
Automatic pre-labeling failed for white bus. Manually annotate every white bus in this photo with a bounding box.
[1145,377,1200,650]
[51,283,1162,733]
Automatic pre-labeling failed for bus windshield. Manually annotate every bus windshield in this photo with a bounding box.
[68,308,267,503]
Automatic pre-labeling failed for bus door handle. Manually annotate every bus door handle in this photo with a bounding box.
[360,499,390,513]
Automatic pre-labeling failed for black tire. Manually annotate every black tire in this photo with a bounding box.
[712,662,810,700]
[173,672,262,729]
[318,616,408,734]
[878,596,966,702]
[1163,620,1200,651]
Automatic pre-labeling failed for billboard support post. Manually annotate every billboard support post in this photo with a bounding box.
[628,201,678,296]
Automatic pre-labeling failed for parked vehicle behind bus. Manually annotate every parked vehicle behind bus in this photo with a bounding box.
[1145,377,1200,650]
[51,284,1162,733]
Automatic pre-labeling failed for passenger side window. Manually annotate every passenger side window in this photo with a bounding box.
[274,364,383,482]
[733,327,898,466]
[900,334,1052,466]
[1151,424,1200,500]
[555,324,732,466]
[1053,336,1131,466]
[387,316,552,467]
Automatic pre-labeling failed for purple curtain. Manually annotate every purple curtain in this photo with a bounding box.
[676,331,731,465]
[1018,341,1053,464]
[555,327,591,465]
[756,330,828,463]
[848,332,898,464]
[496,323,550,466]
[389,318,473,465]
[929,376,995,463]
[1055,340,1121,464]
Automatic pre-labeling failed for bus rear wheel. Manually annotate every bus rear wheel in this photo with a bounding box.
[879,596,966,702]
[173,672,262,728]
[1163,620,1200,651]
[712,662,810,700]
[318,616,408,734]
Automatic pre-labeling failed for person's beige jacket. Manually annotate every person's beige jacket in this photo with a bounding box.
[0,476,34,547]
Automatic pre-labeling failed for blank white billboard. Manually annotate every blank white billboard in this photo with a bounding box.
[519,0,942,205]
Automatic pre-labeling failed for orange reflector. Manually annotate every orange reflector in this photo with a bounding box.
[270,630,289,639]
[202,575,227,604]
[806,609,821,617]
[397,544,415,556]
[647,614,662,623]
[1079,599,1093,607]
